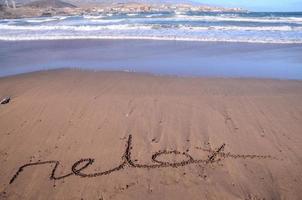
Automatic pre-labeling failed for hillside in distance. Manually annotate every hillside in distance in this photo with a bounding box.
[24,0,76,8]
[12,0,197,6]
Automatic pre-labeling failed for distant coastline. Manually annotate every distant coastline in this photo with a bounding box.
[0,0,246,19]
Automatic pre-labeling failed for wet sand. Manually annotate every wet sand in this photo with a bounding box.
[1,40,302,79]
[0,69,302,200]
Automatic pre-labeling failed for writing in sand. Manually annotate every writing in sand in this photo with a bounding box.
[9,135,276,184]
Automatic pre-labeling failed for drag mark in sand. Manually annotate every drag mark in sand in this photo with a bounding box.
[9,135,277,185]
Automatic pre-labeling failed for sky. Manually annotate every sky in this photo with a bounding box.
[193,0,302,11]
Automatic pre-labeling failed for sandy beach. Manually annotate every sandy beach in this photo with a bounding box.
[0,69,301,199]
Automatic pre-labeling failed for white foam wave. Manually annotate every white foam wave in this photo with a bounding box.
[0,24,153,31]
[89,18,125,23]
[181,25,302,32]
[173,15,302,24]
[83,15,106,19]
[1,24,301,32]
[26,16,68,23]
[127,13,139,17]
[111,15,302,26]
[25,18,57,23]
[0,35,301,44]
[145,13,165,18]
[5,14,302,26]
[2,16,69,24]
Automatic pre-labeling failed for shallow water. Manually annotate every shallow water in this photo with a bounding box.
[0,40,301,79]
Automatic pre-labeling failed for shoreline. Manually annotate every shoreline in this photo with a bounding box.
[2,68,302,82]
[1,39,301,80]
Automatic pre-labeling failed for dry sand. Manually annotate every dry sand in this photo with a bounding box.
[0,69,302,200]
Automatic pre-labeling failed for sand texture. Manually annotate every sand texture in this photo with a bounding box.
[0,69,302,200]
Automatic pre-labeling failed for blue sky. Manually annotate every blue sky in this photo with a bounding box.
[193,0,302,11]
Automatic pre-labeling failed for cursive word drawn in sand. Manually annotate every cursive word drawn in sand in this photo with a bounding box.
[9,135,276,184]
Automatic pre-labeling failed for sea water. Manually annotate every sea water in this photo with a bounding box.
[0,11,302,43]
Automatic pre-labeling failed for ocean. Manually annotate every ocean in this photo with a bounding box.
[0,11,302,43]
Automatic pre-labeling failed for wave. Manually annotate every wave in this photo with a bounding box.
[25,16,68,23]
[0,35,301,44]
[0,24,153,31]
[181,25,302,32]
[89,18,126,23]
[25,18,59,23]
[145,13,165,18]
[83,15,106,19]
[1,24,301,32]
[5,14,302,26]
[173,15,302,24]
[1,16,69,24]
[127,13,139,17]
[101,15,302,26]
